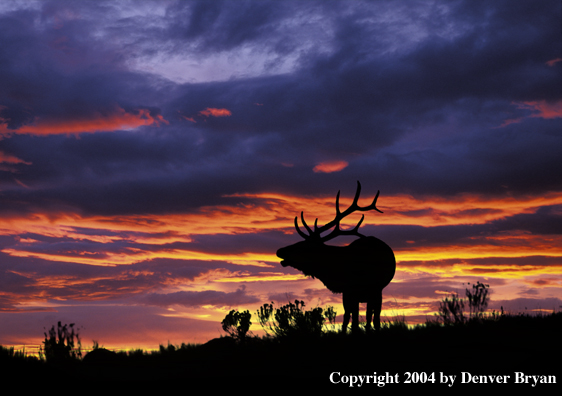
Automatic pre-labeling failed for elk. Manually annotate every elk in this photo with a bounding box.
[276,181,395,332]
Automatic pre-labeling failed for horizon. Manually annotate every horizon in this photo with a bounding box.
[0,0,561,353]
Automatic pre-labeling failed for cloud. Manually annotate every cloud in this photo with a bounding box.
[0,107,168,136]
[199,108,232,117]
[517,100,562,119]
[546,58,562,66]
[313,160,348,173]
[141,286,259,308]
[498,100,562,127]
[0,150,31,165]
[179,113,196,123]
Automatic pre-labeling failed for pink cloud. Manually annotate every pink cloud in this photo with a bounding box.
[546,58,562,67]
[199,108,232,117]
[181,115,197,123]
[0,151,31,165]
[313,160,349,173]
[517,100,562,119]
[498,100,562,127]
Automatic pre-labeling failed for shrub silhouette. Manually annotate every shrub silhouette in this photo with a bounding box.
[436,292,466,325]
[40,321,82,363]
[466,281,490,320]
[435,281,492,325]
[221,309,252,342]
[256,300,336,338]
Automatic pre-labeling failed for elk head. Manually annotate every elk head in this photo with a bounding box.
[276,181,383,274]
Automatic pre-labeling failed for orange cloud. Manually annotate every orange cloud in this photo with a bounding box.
[0,246,276,267]
[199,108,232,117]
[546,58,562,67]
[224,189,562,263]
[2,190,562,268]
[0,107,168,136]
[313,160,348,173]
[396,234,562,265]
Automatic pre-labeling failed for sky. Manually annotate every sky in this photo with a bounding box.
[0,0,561,352]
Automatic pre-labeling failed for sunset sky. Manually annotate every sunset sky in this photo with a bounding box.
[0,0,561,352]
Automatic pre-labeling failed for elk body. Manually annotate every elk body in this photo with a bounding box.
[276,182,395,332]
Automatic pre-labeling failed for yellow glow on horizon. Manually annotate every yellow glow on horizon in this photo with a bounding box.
[396,263,562,279]
[214,273,308,282]
[1,247,279,267]
[395,243,562,262]
[159,312,212,320]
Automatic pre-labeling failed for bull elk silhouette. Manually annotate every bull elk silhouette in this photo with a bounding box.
[276,181,395,332]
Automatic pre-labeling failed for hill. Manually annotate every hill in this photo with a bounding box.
[1,312,560,388]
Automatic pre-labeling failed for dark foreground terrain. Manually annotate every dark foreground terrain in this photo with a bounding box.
[2,313,561,388]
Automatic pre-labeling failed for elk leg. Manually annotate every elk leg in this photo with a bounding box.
[365,303,373,331]
[342,293,351,333]
[344,293,360,333]
[342,312,350,333]
[351,304,359,333]
[341,308,350,333]
[372,290,383,330]
[343,293,360,333]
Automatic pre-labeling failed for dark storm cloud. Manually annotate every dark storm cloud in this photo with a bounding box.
[166,0,289,53]
[0,0,560,217]
[0,6,172,126]
[161,0,561,197]
[489,205,562,235]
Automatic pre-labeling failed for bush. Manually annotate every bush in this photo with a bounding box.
[40,321,82,363]
[221,310,252,342]
[434,281,492,325]
[436,292,466,325]
[466,281,490,320]
[256,300,336,338]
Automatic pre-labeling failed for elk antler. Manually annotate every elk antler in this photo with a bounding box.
[294,181,383,242]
